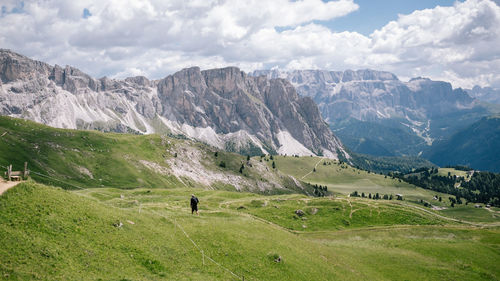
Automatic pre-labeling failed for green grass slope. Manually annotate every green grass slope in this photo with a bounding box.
[0,116,181,189]
[1,182,499,280]
[268,155,451,203]
[0,116,306,194]
[227,196,446,232]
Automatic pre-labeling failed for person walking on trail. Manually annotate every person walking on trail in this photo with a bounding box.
[190,194,199,215]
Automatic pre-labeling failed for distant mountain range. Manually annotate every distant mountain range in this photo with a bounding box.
[252,70,498,161]
[0,50,347,159]
[466,86,500,105]
[425,116,500,173]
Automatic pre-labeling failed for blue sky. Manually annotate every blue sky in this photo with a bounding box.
[0,0,499,88]
[322,0,458,35]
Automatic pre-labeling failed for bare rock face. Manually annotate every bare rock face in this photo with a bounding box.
[252,69,487,156]
[253,69,475,124]
[125,76,151,87]
[49,64,65,85]
[156,66,347,157]
[0,49,348,159]
[0,49,51,83]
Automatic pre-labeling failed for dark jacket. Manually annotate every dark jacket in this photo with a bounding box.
[190,196,199,207]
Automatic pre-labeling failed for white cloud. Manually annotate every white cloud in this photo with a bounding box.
[368,0,500,88]
[0,0,499,88]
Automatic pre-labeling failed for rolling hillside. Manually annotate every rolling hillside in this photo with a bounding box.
[267,155,447,203]
[1,182,499,280]
[0,115,479,205]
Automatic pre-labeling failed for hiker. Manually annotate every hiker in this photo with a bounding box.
[190,194,199,215]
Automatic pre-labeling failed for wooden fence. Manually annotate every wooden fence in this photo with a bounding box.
[4,162,29,181]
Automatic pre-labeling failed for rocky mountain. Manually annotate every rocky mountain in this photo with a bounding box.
[466,86,500,104]
[424,116,500,172]
[0,49,347,159]
[252,69,493,156]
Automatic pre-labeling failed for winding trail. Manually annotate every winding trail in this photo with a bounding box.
[396,202,500,227]
[300,157,325,180]
[347,198,355,218]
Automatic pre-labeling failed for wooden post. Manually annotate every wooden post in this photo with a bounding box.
[7,165,12,181]
[23,162,28,179]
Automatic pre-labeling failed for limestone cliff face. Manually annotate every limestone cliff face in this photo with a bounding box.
[253,69,476,124]
[253,69,485,155]
[155,66,346,157]
[0,49,348,158]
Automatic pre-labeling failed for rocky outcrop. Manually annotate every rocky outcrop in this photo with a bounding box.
[0,49,347,159]
[0,50,51,83]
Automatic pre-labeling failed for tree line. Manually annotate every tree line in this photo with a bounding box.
[390,168,500,206]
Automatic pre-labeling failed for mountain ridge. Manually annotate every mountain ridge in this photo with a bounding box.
[0,49,347,159]
[466,86,500,104]
[252,69,492,157]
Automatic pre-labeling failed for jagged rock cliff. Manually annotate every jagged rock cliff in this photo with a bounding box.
[466,86,500,105]
[253,69,476,124]
[253,69,490,156]
[0,49,347,159]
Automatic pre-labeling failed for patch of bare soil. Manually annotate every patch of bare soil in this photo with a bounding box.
[0,180,21,195]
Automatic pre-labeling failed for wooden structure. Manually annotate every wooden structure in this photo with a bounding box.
[5,162,29,181]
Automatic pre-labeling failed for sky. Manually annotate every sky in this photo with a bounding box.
[321,0,458,35]
[0,0,499,89]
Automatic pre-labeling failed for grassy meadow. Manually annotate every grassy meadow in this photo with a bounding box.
[267,155,453,204]
[1,182,499,280]
[438,168,469,178]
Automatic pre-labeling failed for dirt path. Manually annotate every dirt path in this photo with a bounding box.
[0,180,21,195]
[397,202,500,227]
[484,207,500,220]
[485,207,500,214]
[301,158,325,180]
[346,198,354,218]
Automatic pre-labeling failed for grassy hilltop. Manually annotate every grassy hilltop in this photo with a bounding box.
[0,116,499,280]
